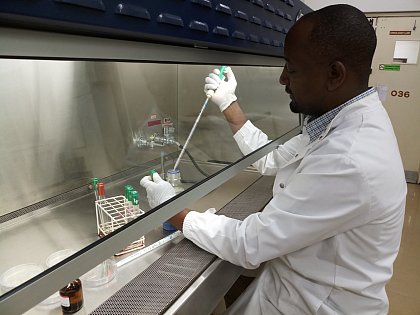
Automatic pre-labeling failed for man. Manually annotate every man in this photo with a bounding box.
[141,4,406,314]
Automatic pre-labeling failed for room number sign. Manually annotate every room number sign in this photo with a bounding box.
[390,90,410,98]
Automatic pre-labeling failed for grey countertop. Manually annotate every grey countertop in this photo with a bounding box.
[0,168,260,315]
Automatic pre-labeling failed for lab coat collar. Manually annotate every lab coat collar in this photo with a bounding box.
[322,90,381,138]
[281,90,382,168]
[306,88,377,143]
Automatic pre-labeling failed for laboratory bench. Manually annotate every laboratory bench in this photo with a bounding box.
[0,162,273,315]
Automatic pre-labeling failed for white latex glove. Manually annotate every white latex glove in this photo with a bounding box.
[140,173,176,208]
[204,67,237,112]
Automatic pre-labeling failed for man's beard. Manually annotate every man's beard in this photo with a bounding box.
[289,99,300,114]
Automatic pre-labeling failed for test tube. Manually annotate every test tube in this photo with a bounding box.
[92,177,98,200]
[131,191,140,215]
[124,185,133,213]
[97,183,106,200]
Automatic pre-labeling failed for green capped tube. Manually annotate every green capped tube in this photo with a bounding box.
[92,177,99,200]
[124,185,133,199]
[131,190,139,205]
[131,190,140,215]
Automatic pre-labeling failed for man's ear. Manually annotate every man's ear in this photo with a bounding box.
[327,61,346,91]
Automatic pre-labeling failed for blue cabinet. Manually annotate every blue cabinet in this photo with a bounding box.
[0,0,311,57]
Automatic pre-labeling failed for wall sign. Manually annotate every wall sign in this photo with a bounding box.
[390,90,410,98]
[389,31,412,35]
[379,64,401,71]
[393,40,420,64]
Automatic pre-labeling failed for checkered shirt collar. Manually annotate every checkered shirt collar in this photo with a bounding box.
[305,87,376,143]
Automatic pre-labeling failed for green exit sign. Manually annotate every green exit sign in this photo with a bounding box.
[379,64,401,71]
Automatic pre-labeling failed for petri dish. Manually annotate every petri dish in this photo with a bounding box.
[45,249,77,268]
[81,258,117,287]
[42,249,78,306]
[0,263,44,294]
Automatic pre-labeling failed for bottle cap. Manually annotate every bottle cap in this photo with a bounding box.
[124,185,133,199]
[127,189,133,202]
[92,177,98,190]
[163,222,177,231]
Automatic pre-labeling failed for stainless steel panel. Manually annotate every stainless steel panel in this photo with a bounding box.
[0,60,178,216]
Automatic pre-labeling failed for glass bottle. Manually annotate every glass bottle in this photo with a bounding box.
[163,169,184,231]
[59,278,83,313]
[166,169,184,194]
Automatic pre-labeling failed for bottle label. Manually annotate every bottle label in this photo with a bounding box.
[60,295,70,307]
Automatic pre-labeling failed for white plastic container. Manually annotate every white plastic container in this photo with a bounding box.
[46,249,77,268]
[46,248,116,288]
[0,263,44,293]
[81,258,117,287]
[43,249,78,306]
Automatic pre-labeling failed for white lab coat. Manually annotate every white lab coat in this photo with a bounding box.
[183,91,406,314]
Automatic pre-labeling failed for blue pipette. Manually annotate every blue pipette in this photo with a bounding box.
[173,66,227,171]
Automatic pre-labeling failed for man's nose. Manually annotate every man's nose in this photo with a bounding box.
[279,67,289,86]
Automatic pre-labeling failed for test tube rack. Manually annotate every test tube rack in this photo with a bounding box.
[95,195,145,255]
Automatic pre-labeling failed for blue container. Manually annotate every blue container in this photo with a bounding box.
[162,221,177,231]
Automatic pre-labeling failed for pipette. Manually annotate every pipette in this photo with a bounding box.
[173,65,227,171]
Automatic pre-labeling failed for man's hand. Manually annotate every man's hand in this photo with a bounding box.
[140,173,176,209]
[204,66,238,112]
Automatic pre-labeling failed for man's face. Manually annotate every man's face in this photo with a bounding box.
[279,20,329,117]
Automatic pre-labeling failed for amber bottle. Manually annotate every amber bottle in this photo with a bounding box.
[59,278,84,313]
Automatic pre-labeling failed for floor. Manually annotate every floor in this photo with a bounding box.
[387,183,420,315]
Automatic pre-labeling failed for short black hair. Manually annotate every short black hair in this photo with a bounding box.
[304,4,377,78]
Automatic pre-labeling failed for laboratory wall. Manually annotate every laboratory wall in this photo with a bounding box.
[0,61,298,217]
[368,15,420,183]
[303,0,420,13]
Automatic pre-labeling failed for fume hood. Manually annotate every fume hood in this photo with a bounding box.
[0,1,310,314]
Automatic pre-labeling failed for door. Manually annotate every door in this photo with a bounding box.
[369,15,420,183]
